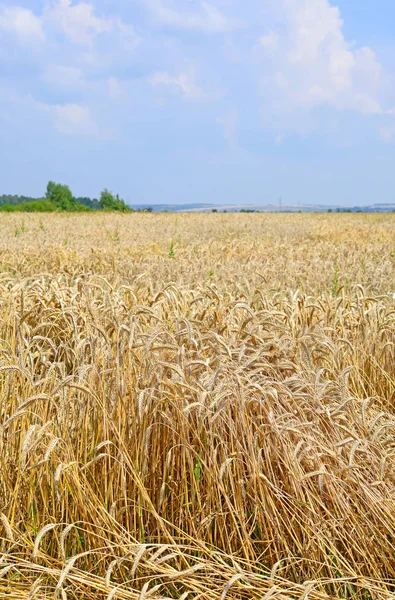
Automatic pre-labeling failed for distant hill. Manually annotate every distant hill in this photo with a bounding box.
[130,202,395,213]
[130,203,213,212]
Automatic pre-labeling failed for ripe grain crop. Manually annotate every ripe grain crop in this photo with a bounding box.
[0,212,395,599]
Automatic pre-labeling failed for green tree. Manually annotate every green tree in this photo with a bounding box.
[99,189,130,212]
[45,181,56,201]
[46,181,75,211]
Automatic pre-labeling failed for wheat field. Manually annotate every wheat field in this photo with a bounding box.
[1,212,395,599]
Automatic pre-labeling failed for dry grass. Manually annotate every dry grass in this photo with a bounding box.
[0,212,395,599]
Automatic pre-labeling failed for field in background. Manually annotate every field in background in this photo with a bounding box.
[0,212,395,599]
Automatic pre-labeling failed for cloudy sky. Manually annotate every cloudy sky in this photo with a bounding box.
[1,0,395,206]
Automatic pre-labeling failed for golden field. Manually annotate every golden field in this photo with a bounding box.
[0,212,395,599]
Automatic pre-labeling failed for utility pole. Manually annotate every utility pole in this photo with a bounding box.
[278,196,282,212]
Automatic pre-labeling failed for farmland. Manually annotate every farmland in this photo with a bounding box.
[0,212,395,599]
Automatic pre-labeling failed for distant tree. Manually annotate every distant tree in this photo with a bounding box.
[0,194,38,207]
[212,209,218,213]
[74,197,101,210]
[328,208,333,213]
[46,181,76,211]
[99,189,130,212]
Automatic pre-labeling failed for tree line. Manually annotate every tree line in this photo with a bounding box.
[0,182,139,213]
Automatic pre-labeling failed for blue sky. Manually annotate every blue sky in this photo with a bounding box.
[1,0,395,206]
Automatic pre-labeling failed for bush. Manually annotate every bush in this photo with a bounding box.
[69,202,92,212]
[0,199,93,213]
[0,199,58,212]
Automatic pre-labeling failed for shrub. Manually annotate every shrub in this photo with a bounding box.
[0,199,58,212]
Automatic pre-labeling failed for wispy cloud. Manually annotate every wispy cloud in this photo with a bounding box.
[44,0,137,46]
[259,32,279,52]
[149,70,205,99]
[143,0,240,33]
[54,103,98,136]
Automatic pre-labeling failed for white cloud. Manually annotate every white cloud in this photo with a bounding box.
[144,0,239,33]
[44,0,137,46]
[55,103,98,135]
[259,0,385,119]
[149,71,203,99]
[0,6,45,41]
